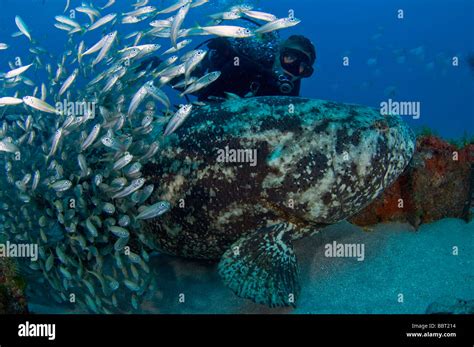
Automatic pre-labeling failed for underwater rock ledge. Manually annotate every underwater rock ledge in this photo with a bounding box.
[351,135,474,227]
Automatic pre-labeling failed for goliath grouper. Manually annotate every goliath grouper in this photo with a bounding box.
[143,96,415,307]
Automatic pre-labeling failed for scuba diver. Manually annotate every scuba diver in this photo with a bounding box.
[138,25,316,101]
[190,34,316,100]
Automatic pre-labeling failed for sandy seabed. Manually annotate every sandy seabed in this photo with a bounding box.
[29,218,474,314]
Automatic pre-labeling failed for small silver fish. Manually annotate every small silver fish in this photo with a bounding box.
[0,97,23,106]
[144,82,170,109]
[0,139,20,153]
[48,128,63,157]
[136,201,170,220]
[81,124,101,151]
[157,0,190,14]
[87,13,117,31]
[59,266,73,280]
[83,33,114,56]
[5,63,33,79]
[55,15,81,29]
[180,71,221,96]
[163,104,193,136]
[243,10,277,22]
[200,25,253,38]
[162,39,192,54]
[254,17,301,34]
[101,0,115,10]
[123,279,140,291]
[112,152,133,170]
[31,170,40,191]
[50,180,73,192]
[171,3,190,48]
[15,16,32,41]
[109,226,130,238]
[93,31,117,65]
[58,68,78,96]
[86,218,98,237]
[128,85,148,116]
[23,96,61,115]
[112,178,145,199]
[184,49,207,85]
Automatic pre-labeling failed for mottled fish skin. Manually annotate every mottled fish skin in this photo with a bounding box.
[144,96,415,260]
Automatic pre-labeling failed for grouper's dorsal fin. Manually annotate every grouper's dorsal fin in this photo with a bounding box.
[218,223,300,307]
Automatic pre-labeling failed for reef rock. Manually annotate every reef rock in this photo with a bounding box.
[351,136,473,227]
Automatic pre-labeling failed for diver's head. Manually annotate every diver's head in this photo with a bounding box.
[273,35,316,94]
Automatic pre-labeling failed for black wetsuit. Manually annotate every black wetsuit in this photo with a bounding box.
[195,37,301,100]
[137,37,301,101]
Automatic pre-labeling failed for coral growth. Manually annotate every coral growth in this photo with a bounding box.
[0,257,28,314]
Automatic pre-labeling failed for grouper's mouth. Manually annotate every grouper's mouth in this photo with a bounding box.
[374,116,416,189]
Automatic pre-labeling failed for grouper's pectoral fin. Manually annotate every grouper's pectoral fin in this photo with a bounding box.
[218,223,300,308]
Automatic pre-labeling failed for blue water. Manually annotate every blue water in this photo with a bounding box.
[1,0,473,138]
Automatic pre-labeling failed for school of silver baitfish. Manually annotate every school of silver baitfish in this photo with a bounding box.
[0,0,300,313]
